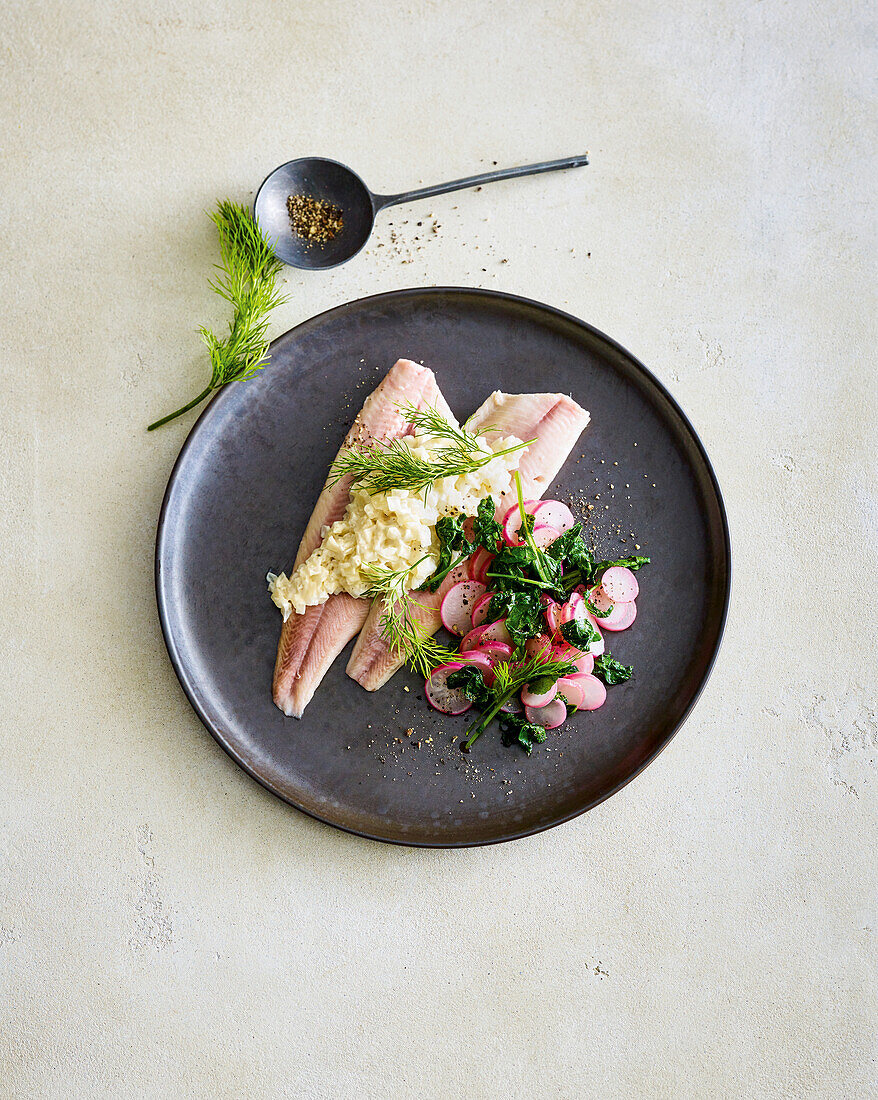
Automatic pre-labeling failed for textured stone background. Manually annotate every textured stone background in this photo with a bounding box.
[1,2,875,1097]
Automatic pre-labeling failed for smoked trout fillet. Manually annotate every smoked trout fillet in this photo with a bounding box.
[272,359,455,717]
[346,391,590,692]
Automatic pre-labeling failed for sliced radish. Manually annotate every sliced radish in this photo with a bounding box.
[577,674,607,710]
[532,499,575,532]
[600,566,639,603]
[521,681,558,708]
[545,601,563,636]
[499,697,523,714]
[459,625,489,652]
[440,581,487,636]
[573,652,595,675]
[472,640,514,662]
[531,523,561,549]
[594,600,629,628]
[436,560,472,598]
[551,640,578,662]
[525,699,568,729]
[556,677,585,709]
[457,649,495,685]
[587,584,614,615]
[469,548,493,584]
[589,631,605,657]
[559,599,587,627]
[502,509,526,546]
[601,600,637,632]
[462,515,476,543]
[525,633,554,659]
[470,591,495,629]
[567,590,585,614]
[481,619,512,646]
[425,663,472,715]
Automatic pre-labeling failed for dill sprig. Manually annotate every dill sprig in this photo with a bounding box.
[328,402,535,496]
[148,201,287,430]
[363,559,459,678]
[462,650,576,750]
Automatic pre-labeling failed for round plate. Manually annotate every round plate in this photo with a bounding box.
[156,288,730,846]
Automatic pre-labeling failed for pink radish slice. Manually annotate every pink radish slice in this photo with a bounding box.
[425,663,472,715]
[481,619,512,646]
[577,674,607,710]
[460,625,489,653]
[501,500,540,546]
[556,677,585,710]
[440,581,487,636]
[472,641,514,662]
[588,631,605,657]
[521,681,558,708]
[595,599,630,628]
[600,566,639,603]
[601,599,637,632]
[567,590,585,613]
[469,548,492,584]
[470,591,495,629]
[457,649,495,686]
[587,584,614,615]
[573,652,595,675]
[437,560,472,598]
[525,699,568,729]
[499,697,523,714]
[462,516,476,543]
[475,553,494,586]
[545,601,563,636]
[525,633,554,659]
[551,641,577,662]
[532,499,575,532]
[531,523,561,549]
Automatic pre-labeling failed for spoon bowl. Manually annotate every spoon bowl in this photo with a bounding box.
[255,152,590,270]
[254,157,375,269]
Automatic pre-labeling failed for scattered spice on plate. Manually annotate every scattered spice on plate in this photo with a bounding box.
[286,194,344,245]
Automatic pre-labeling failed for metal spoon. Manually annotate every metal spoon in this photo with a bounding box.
[254,154,589,270]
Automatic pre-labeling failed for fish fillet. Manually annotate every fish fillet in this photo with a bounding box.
[272,359,455,717]
[346,391,590,692]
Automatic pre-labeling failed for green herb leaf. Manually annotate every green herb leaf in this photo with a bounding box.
[148,201,286,430]
[593,555,651,575]
[486,589,544,648]
[559,617,600,652]
[423,514,471,591]
[525,673,557,696]
[592,653,634,685]
[498,713,548,754]
[446,666,493,708]
[473,496,504,553]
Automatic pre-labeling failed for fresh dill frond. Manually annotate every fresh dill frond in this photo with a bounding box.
[363,559,460,678]
[148,201,287,430]
[328,403,535,496]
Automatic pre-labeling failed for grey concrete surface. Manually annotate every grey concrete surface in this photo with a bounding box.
[1,2,875,1097]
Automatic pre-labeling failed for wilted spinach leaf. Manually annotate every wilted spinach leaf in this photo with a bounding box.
[473,496,503,553]
[498,713,548,754]
[592,653,633,685]
[446,665,492,708]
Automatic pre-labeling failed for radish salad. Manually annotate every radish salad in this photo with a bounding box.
[421,483,649,754]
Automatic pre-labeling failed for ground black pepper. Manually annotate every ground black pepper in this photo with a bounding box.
[286,194,343,245]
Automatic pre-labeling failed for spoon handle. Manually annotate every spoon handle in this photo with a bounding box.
[372,154,589,211]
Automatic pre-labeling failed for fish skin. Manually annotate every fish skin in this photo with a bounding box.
[272,359,454,717]
[346,391,590,692]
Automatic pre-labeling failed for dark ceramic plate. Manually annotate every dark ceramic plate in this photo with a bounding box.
[156,288,730,846]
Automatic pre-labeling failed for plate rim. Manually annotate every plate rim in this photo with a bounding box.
[155,286,732,848]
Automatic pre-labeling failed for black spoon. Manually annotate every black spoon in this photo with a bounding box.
[254,154,589,270]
